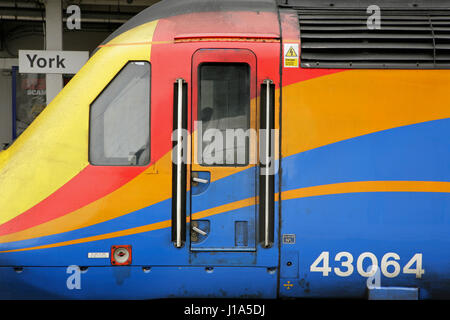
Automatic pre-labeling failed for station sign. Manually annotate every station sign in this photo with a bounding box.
[18,50,89,74]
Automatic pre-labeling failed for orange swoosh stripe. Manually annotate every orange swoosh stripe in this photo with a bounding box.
[2,180,449,253]
[191,197,257,220]
[0,220,171,253]
[0,196,256,253]
[282,181,450,201]
[282,70,450,156]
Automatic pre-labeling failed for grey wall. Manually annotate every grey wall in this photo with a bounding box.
[1,30,111,58]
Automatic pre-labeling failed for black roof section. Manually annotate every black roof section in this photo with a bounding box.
[277,0,450,10]
[285,0,450,69]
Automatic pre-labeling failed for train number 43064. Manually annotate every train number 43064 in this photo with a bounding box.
[310,252,425,278]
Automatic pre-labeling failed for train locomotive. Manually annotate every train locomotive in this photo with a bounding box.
[0,0,449,299]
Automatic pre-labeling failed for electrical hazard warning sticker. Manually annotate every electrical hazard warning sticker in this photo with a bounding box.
[284,43,299,68]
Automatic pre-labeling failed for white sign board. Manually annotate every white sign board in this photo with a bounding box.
[19,50,89,74]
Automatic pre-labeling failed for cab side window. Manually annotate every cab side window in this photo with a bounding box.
[89,61,150,166]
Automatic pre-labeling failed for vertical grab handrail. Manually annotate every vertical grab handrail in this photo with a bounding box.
[264,80,271,248]
[260,79,275,248]
[172,78,187,248]
[176,79,183,248]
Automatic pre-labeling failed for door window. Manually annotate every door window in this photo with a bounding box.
[198,63,250,166]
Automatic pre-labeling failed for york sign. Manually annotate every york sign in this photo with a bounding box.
[19,50,89,74]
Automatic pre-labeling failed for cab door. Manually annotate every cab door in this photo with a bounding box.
[189,49,258,251]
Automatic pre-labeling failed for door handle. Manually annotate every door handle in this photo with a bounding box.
[191,220,210,243]
[191,172,210,186]
[192,226,207,236]
[192,177,209,184]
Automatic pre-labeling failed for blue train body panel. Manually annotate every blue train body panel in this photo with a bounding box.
[279,119,450,299]
[0,266,277,300]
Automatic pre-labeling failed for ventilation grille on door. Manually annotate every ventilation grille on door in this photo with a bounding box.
[295,8,450,69]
